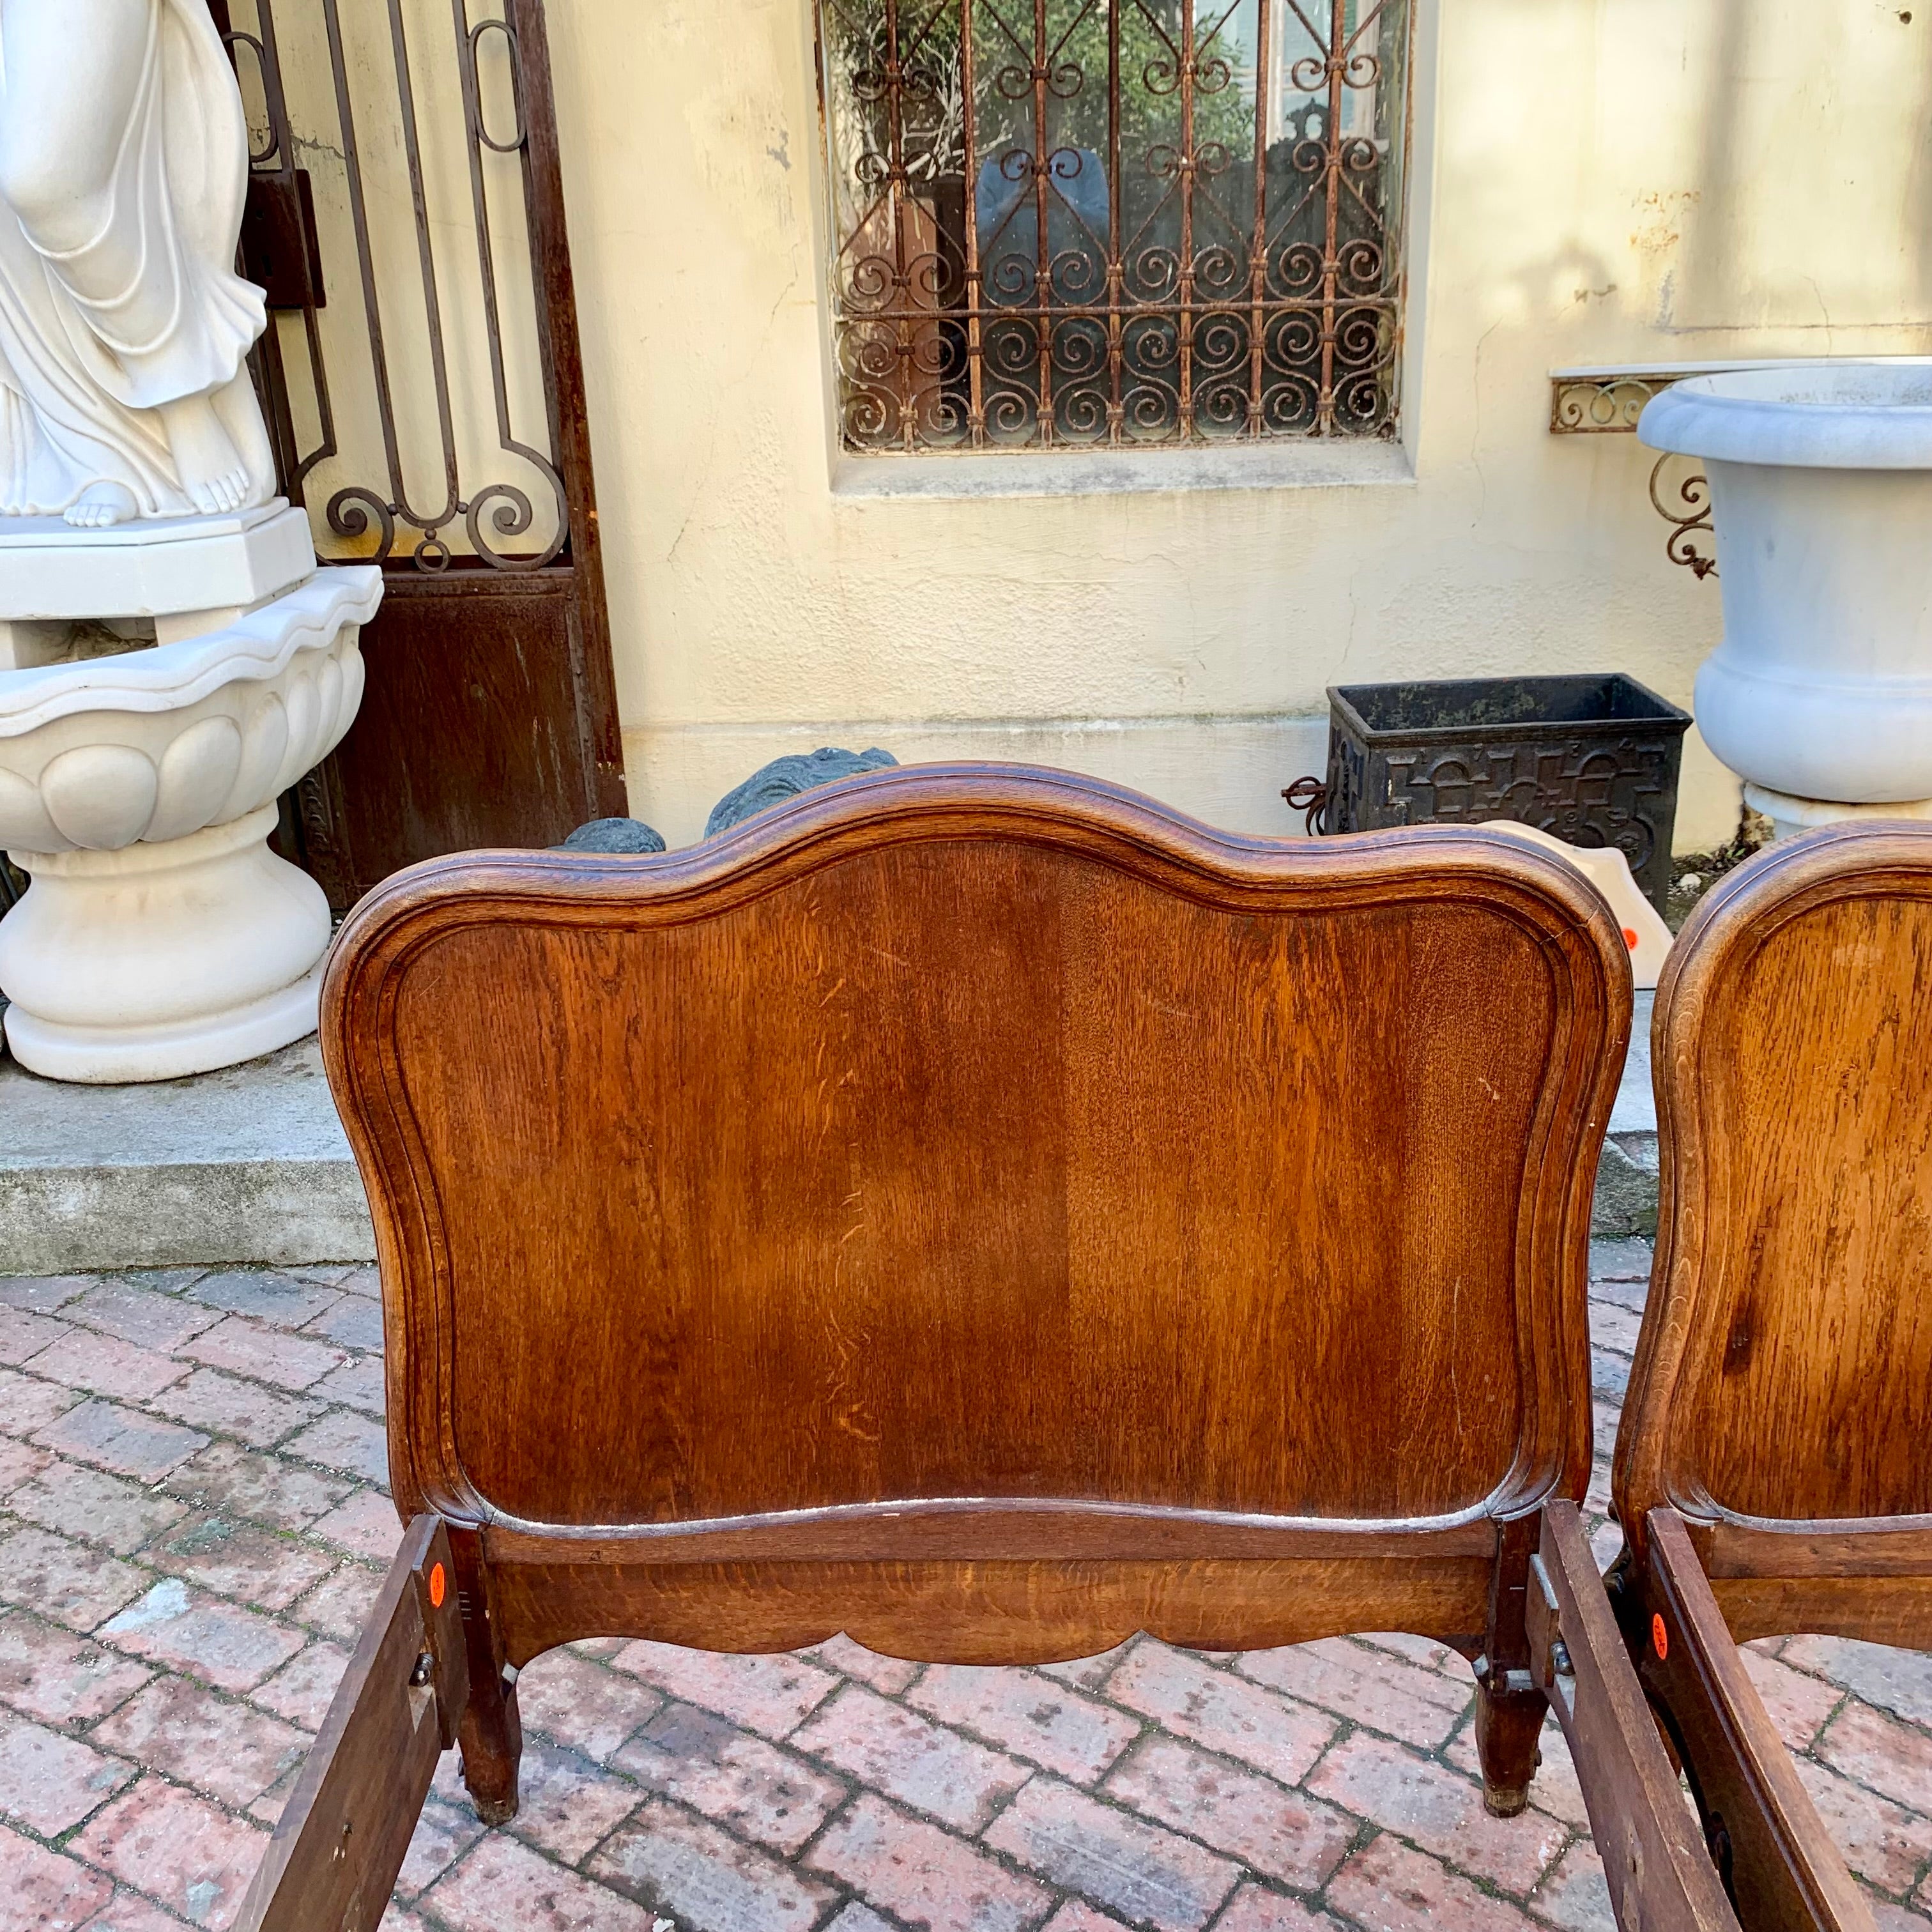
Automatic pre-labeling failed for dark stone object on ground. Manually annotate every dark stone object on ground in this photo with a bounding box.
[555,817,667,855]
[0,855,24,1055]
[705,747,899,838]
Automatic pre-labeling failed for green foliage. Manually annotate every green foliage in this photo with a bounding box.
[1035,0,1259,163]
[822,0,1262,179]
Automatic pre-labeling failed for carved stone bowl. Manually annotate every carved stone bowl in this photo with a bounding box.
[0,567,382,1083]
[0,567,379,854]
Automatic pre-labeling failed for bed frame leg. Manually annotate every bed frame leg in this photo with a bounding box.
[459,1661,523,1824]
[1476,1512,1547,1816]
[1475,1672,1546,1817]
[447,1527,523,1823]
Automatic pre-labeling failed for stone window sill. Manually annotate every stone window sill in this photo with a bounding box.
[829,438,1416,502]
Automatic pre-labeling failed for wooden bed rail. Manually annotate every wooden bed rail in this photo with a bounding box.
[243,1504,1753,1932]
[1632,1510,1876,1932]
[1528,1503,1740,1932]
[234,1517,470,1932]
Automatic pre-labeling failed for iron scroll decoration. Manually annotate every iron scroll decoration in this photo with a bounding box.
[818,0,1412,452]
[1547,375,1719,581]
[220,0,571,574]
[1547,374,1671,435]
[1648,455,1718,581]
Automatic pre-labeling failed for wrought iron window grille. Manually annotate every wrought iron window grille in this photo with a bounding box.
[816,0,1414,454]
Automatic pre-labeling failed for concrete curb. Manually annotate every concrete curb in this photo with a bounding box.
[0,1156,374,1274]
[1,1037,374,1273]
[1593,1133,1660,1239]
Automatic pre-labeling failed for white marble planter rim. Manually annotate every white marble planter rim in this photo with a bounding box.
[1641,358,1932,469]
[0,565,382,735]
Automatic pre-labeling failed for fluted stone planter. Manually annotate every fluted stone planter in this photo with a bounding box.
[1639,361,1932,836]
[0,567,381,1081]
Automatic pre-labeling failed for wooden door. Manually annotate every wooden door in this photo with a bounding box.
[216,0,626,908]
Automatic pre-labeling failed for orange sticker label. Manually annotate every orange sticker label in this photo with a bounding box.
[1651,1611,1668,1662]
[1623,927,1640,950]
[428,1561,447,1609]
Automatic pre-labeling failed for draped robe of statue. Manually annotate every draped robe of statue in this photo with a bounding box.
[0,0,275,522]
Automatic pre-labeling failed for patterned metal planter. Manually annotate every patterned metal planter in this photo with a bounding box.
[1320,675,1692,912]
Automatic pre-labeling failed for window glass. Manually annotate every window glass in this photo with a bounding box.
[816,0,1412,452]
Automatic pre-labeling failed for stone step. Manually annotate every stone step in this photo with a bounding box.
[0,1036,373,1275]
[0,992,1660,1274]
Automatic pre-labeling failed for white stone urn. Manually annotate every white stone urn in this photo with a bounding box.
[0,564,381,1082]
[1639,360,1932,837]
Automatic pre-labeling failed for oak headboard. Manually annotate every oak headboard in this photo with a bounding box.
[322,764,1627,1669]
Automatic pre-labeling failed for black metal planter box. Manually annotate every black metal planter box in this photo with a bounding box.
[1320,674,1693,912]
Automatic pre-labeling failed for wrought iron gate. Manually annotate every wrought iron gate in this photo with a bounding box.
[213,0,625,908]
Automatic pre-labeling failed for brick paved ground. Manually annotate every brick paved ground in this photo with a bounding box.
[3,1241,1931,1932]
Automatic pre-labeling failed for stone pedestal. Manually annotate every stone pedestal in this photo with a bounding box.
[0,504,316,662]
[0,807,330,1082]
[1742,785,1932,846]
[0,555,381,1083]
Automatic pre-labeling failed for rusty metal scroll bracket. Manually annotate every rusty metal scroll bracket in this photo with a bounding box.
[1648,454,1719,580]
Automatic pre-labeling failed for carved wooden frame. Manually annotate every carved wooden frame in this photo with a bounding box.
[1616,822,1932,1637]
[323,768,1622,1661]
[235,767,1766,1930]
[1613,822,1932,1932]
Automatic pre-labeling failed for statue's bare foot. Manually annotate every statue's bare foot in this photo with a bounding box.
[65,482,139,528]
[157,394,252,516]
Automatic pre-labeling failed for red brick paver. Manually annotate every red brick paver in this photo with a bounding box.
[1,1248,1929,1932]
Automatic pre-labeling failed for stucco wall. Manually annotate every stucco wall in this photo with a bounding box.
[535,0,1932,848]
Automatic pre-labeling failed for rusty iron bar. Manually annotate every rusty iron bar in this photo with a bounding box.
[229,0,570,572]
[962,0,986,444]
[218,0,342,504]
[1177,0,1195,438]
[820,0,1407,451]
[452,3,568,566]
[1243,0,1269,434]
[1106,0,1123,442]
[1032,0,1054,442]
[1315,0,1340,431]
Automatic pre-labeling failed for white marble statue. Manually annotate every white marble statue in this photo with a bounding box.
[0,0,275,528]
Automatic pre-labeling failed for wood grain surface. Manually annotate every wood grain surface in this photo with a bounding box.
[323,765,1627,1671]
[234,1518,468,1932]
[1529,1503,1740,1932]
[1616,822,1932,1599]
[1613,825,1932,1928]
[1642,1510,1873,1932]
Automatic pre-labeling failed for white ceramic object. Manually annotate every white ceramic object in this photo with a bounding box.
[0,567,381,1082]
[0,0,275,526]
[1639,361,1932,822]
[1480,821,1674,990]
